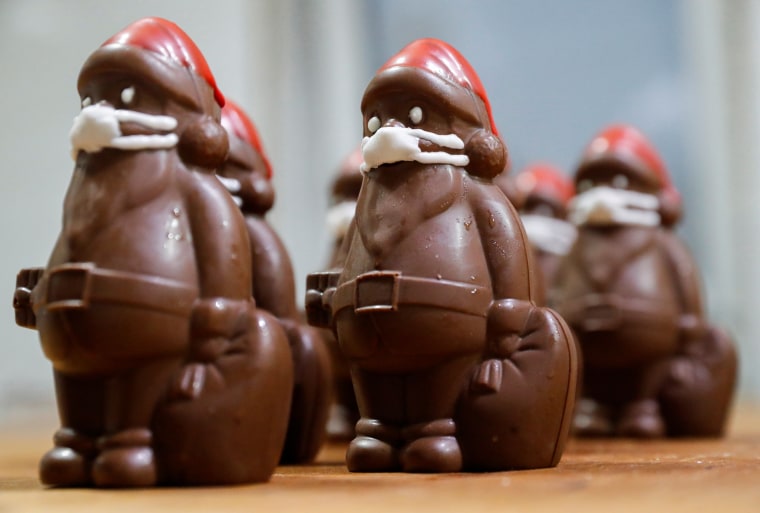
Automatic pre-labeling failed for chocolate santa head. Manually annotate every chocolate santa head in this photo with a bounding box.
[515,163,577,261]
[570,124,682,228]
[72,17,228,171]
[516,163,574,219]
[218,99,275,215]
[360,38,507,179]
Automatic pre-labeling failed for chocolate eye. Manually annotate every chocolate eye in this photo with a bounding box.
[612,174,629,189]
[81,97,92,108]
[367,116,381,134]
[577,179,593,193]
[409,106,423,125]
[121,86,135,105]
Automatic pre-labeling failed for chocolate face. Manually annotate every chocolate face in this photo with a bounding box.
[551,124,737,438]
[511,164,576,298]
[218,133,275,216]
[13,17,293,487]
[306,38,578,473]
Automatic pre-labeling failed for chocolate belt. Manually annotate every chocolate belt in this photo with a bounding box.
[332,270,492,317]
[560,293,677,333]
[38,262,197,318]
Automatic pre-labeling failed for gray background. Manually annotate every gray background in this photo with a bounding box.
[1,0,757,423]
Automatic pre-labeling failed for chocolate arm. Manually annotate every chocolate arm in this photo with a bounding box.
[305,220,354,329]
[246,216,299,321]
[471,183,535,302]
[469,182,545,393]
[172,172,257,399]
[657,231,706,341]
[183,173,252,300]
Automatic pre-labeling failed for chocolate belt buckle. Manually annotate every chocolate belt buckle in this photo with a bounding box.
[354,271,401,313]
[45,262,96,311]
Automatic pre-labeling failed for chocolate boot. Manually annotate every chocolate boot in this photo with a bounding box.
[39,428,96,487]
[92,428,156,488]
[401,419,462,473]
[346,418,401,472]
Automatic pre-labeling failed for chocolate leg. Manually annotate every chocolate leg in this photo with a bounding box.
[92,356,181,487]
[39,371,105,486]
[346,369,404,472]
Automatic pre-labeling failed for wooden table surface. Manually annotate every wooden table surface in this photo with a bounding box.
[1,405,759,513]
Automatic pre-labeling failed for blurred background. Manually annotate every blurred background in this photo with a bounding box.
[1,0,758,425]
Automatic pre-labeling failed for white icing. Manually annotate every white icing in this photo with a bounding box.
[69,103,178,158]
[611,174,629,189]
[409,106,423,124]
[360,126,469,173]
[520,214,578,256]
[568,185,661,227]
[367,116,381,134]
[121,86,135,105]
[216,175,242,193]
[113,108,177,131]
[325,200,357,238]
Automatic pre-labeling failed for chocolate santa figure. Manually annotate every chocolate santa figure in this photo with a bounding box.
[322,146,364,440]
[12,18,293,487]
[552,124,737,438]
[217,100,331,463]
[514,163,576,288]
[307,39,578,472]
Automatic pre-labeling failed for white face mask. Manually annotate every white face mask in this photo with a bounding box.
[216,175,243,207]
[568,185,661,227]
[360,126,470,173]
[69,103,179,159]
[325,200,357,238]
[520,214,578,256]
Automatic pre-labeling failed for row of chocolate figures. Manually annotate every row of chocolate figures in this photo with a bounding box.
[10,16,736,486]
[307,38,737,472]
[503,126,737,439]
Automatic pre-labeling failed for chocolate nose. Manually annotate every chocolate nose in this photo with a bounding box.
[383,118,405,129]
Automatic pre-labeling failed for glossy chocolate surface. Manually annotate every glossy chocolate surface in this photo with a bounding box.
[218,99,331,463]
[307,38,578,472]
[512,163,576,298]
[551,125,737,438]
[13,18,293,487]
[322,147,364,440]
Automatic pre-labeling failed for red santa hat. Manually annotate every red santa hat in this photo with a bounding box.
[362,38,507,178]
[517,163,574,208]
[78,17,224,114]
[577,124,682,226]
[373,38,499,135]
[221,99,273,179]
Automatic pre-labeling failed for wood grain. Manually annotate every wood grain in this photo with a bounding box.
[1,404,758,512]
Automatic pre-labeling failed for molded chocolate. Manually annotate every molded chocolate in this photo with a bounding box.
[322,147,364,440]
[513,163,577,291]
[218,100,331,463]
[551,124,737,438]
[13,18,293,487]
[306,39,578,472]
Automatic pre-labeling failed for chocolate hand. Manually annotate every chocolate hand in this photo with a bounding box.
[471,299,539,394]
